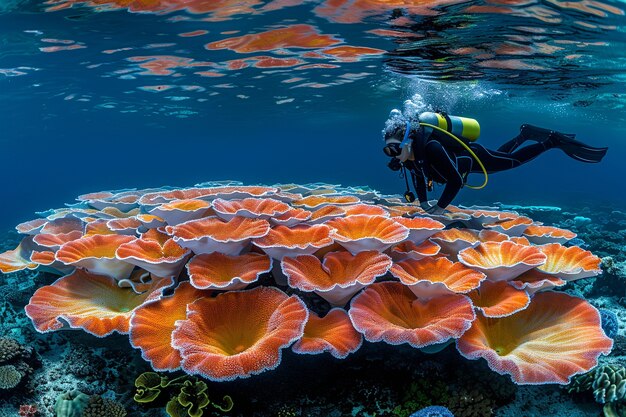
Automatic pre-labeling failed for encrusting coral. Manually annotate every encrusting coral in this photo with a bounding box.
[0,181,613,385]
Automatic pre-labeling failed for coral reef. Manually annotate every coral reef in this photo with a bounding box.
[1,185,625,416]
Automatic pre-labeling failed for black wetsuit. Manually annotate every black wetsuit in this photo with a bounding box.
[406,127,554,209]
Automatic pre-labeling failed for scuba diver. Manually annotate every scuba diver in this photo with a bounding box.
[383,111,608,215]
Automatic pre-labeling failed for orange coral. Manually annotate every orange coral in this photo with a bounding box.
[349,282,475,348]
[509,269,566,294]
[467,281,530,318]
[390,257,485,299]
[292,309,362,359]
[55,234,137,280]
[457,292,613,384]
[166,216,270,255]
[116,229,190,277]
[537,243,602,280]
[483,216,533,236]
[392,216,445,243]
[523,225,577,245]
[295,195,361,209]
[326,215,409,254]
[130,282,209,371]
[253,224,334,259]
[282,250,391,306]
[458,241,547,281]
[212,198,290,221]
[172,287,308,381]
[389,240,441,261]
[25,270,169,336]
[429,229,480,256]
[0,238,39,273]
[149,199,211,226]
[186,252,271,290]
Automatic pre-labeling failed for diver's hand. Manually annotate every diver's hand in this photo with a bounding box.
[425,204,446,215]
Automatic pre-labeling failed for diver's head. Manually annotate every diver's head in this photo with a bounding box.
[382,108,409,158]
[383,123,406,157]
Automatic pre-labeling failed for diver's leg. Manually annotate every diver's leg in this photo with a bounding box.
[496,124,576,153]
[469,143,548,173]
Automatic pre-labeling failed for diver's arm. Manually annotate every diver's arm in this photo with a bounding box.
[407,163,429,206]
[425,141,464,209]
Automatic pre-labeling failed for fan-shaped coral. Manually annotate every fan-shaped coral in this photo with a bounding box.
[282,250,392,306]
[326,215,409,254]
[390,257,486,299]
[270,208,312,226]
[25,270,169,336]
[166,216,270,255]
[33,231,83,250]
[0,239,39,273]
[467,281,530,318]
[116,229,191,277]
[293,195,360,209]
[458,241,547,282]
[212,197,290,220]
[186,252,272,290]
[149,199,211,226]
[292,308,362,359]
[389,240,441,261]
[537,243,602,280]
[457,291,613,384]
[349,282,475,348]
[429,229,480,256]
[523,225,577,245]
[392,217,445,243]
[130,282,209,371]
[171,287,308,381]
[55,234,137,280]
[483,216,533,236]
[253,224,334,259]
[508,269,566,294]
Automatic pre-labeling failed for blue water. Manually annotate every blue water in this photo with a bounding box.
[1,0,625,227]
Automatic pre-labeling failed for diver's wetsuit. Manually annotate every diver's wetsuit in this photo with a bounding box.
[406,127,555,209]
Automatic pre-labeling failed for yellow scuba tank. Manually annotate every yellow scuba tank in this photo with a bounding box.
[418,111,480,141]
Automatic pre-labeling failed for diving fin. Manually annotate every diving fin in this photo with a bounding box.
[549,131,608,163]
[499,124,577,153]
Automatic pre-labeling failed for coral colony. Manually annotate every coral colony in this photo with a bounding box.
[0,182,612,385]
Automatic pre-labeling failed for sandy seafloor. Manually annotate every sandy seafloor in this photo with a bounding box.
[1,201,625,417]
